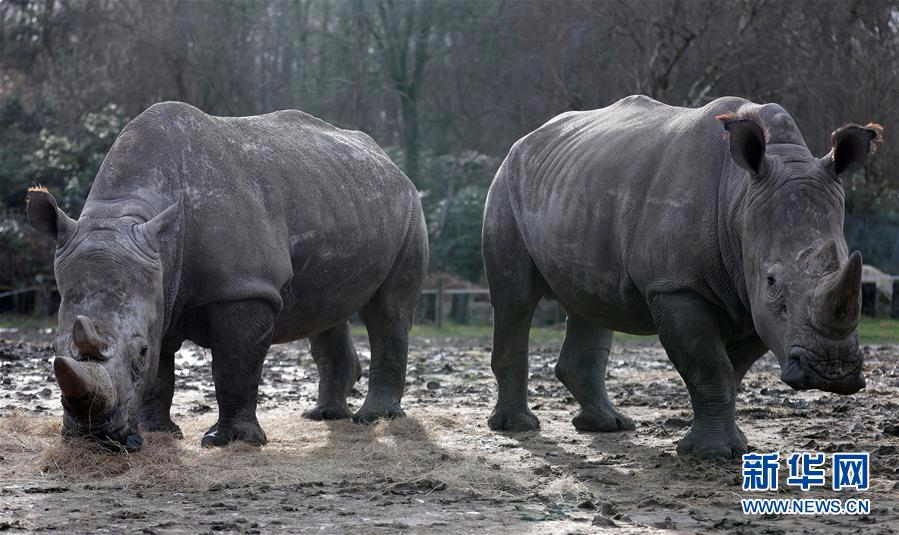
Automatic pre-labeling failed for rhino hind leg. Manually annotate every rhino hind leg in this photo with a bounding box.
[483,178,546,433]
[555,316,634,432]
[353,211,427,425]
[650,292,748,459]
[139,338,184,438]
[303,321,359,421]
[486,294,543,432]
[201,299,275,448]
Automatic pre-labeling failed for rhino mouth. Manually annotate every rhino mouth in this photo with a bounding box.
[61,408,142,451]
[781,345,865,395]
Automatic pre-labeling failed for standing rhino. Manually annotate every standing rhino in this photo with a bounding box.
[483,95,882,458]
[28,102,427,450]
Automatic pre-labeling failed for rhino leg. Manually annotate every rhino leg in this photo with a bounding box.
[555,316,634,432]
[139,338,184,437]
[201,299,275,447]
[353,213,427,425]
[650,292,747,459]
[727,334,768,388]
[483,178,546,432]
[303,321,360,421]
[487,297,542,432]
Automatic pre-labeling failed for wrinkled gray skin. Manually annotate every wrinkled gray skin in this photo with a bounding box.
[483,95,881,458]
[28,102,427,450]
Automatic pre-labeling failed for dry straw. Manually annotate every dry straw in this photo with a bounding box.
[0,409,532,498]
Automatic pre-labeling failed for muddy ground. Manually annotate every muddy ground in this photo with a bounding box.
[0,327,897,534]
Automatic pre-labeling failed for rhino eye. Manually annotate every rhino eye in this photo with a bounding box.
[130,342,149,381]
[764,265,784,305]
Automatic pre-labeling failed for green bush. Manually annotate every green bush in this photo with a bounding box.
[23,103,127,215]
[0,100,127,289]
[387,147,501,282]
[0,209,53,288]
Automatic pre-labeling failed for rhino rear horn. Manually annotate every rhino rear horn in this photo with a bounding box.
[72,315,106,358]
[54,356,117,418]
[813,251,863,334]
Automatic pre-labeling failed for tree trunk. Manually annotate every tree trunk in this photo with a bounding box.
[401,93,420,183]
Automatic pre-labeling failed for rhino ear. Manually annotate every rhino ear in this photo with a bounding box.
[137,195,182,245]
[821,123,883,177]
[27,187,77,241]
[717,114,769,175]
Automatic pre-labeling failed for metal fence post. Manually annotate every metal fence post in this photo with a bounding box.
[892,279,899,320]
[861,282,877,317]
[435,279,444,328]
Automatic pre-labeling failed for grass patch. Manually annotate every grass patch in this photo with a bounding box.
[0,313,55,331]
[4,314,895,345]
[857,317,899,344]
[351,322,656,346]
[366,318,898,346]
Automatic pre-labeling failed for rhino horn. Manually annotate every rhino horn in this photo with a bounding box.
[54,356,117,417]
[813,251,863,334]
[72,315,105,358]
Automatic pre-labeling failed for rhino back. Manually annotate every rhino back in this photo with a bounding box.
[84,102,418,315]
[503,95,752,330]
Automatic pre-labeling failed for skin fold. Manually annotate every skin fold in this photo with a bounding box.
[482,95,881,458]
[29,102,428,450]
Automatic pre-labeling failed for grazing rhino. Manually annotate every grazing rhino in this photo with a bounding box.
[28,101,427,450]
[483,95,882,458]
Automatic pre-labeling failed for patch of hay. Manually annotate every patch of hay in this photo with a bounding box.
[38,432,185,486]
[0,409,529,498]
[536,474,594,505]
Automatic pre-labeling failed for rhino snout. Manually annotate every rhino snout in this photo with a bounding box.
[781,346,865,395]
[61,411,143,451]
[56,357,143,450]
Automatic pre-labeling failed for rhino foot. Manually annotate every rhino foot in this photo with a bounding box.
[140,418,183,439]
[201,420,267,448]
[488,407,540,432]
[676,424,747,459]
[303,402,353,421]
[572,405,635,432]
[353,401,405,425]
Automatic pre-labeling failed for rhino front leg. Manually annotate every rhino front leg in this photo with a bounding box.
[555,315,634,432]
[201,299,276,447]
[303,321,361,421]
[650,292,747,459]
[728,334,768,388]
[139,338,184,437]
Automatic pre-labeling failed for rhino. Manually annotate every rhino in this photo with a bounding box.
[28,101,428,450]
[482,95,882,458]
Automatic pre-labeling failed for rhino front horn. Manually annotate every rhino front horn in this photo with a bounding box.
[54,356,117,418]
[813,251,863,334]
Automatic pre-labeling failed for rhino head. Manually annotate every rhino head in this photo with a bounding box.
[719,114,883,395]
[27,188,179,450]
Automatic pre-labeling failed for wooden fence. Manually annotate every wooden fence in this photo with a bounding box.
[419,280,491,327]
